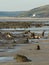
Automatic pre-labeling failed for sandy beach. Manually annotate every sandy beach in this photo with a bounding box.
[0,38,49,65]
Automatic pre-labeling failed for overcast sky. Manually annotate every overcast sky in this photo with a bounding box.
[0,0,49,11]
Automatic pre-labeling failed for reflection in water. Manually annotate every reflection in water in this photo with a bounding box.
[0,57,13,62]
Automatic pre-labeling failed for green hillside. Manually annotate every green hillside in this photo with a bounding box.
[19,5,49,17]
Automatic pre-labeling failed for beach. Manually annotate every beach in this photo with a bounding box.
[0,38,49,65]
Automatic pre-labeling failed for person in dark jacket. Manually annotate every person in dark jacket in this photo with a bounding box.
[42,30,45,37]
[37,45,40,50]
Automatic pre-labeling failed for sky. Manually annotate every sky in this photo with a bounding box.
[0,0,49,11]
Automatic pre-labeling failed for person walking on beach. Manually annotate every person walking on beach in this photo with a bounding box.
[42,30,45,37]
[26,38,29,43]
[37,45,40,50]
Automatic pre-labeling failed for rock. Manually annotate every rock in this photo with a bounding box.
[14,54,31,62]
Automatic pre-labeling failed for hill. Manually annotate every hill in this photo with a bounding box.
[0,5,49,17]
[19,5,49,17]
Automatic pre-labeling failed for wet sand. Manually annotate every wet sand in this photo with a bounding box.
[0,39,49,65]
